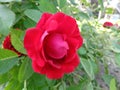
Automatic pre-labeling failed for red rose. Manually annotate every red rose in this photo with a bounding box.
[24,12,83,79]
[3,35,22,56]
[103,21,113,28]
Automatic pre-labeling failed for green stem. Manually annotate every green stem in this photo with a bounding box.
[22,80,27,90]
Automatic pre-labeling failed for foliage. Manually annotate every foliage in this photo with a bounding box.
[0,0,120,90]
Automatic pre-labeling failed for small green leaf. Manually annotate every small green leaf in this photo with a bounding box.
[24,17,36,28]
[67,78,92,90]
[18,57,34,82]
[102,74,114,86]
[111,40,120,53]
[86,82,93,90]
[38,0,57,13]
[57,0,66,9]
[69,0,77,5]
[106,7,114,14]
[11,29,26,54]
[27,73,47,90]
[0,58,19,74]
[0,5,15,35]
[0,5,15,27]
[0,0,21,2]
[78,47,87,55]
[4,80,23,90]
[10,66,20,80]
[58,81,66,90]
[67,80,90,90]
[0,72,10,85]
[24,9,42,23]
[0,18,9,35]
[80,58,94,80]
[79,12,90,20]
[115,53,120,67]
[110,78,117,90]
[90,60,99,74]
[0,48,18,60]
[67,86,81,90]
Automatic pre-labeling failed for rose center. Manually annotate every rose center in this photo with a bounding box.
[44,33,69,59]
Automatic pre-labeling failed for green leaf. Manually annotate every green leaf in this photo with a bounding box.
[11,29,26,54]
[24,17,36,28]
[67,86,81,90]
[78,47,87,55]
[0,5,15,35]
[110,78,117,90]
[67,79,92,90]
[18,57,34,82]
[57,0,66,9]
[81,24,95,32]
[111,40,120,53]
[4,80,23,90]
[69,0,77,5]
[102,74,114,86]
[86,82,93,90]
[80,58,94,80]
[115,53,120,67]
[73,80,93,90]
[10,66,20,80]
[0,48,18,60]
[0,0,21,2]
[0,18,9,35]
[38,0,57,13]
[58,81,66,90]
[90,60,99,74]
[0,58,19,74]
[106,7,114,14]
[79,12,90,20]
[27,73,48,90]
[24,9,42,23]
[0,72,10,85]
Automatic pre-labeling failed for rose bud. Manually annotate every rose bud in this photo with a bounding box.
[103,21,114,28]
[24,12,83,79]
[3,35,22,56]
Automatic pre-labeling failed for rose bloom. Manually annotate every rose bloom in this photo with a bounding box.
[103,21,113,28]
[3,35,22,56]
[24,12,83,79]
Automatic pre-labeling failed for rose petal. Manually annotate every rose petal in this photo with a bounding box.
[67,36,83,49]
[57,14,77,35]
[46,70,63,79]
[45,20,58,31]
[24,28,41,50]
[39,63,63,79]
[44,33,69,59]
[24,28,45,67]
[46,66,64,79]
[32,61,42,73]
[47,60,61,69]
[42,12,74,34]
[47,12,65,24]
[36,13,52,29]
[62,54,80,73]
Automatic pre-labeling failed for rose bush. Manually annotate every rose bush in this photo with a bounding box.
[24,12,83,79]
